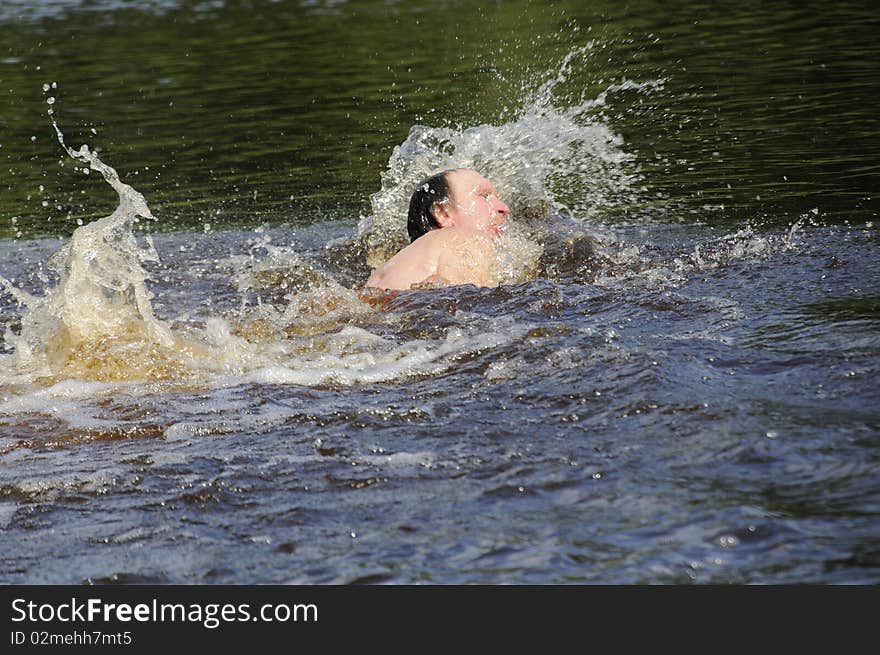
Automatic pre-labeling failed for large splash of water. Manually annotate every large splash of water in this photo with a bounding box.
[0,118,522,389]
[0,49,802,394]
[359,45,658,276]
[1,120,180,382]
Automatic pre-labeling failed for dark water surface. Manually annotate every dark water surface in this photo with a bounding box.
[1,0,878,584]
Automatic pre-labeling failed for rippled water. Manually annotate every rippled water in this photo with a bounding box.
[1,0,878,584]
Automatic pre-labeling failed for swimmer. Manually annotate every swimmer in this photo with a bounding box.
[365,168,510,290]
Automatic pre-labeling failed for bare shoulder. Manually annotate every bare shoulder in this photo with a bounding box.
[364,230,445,290]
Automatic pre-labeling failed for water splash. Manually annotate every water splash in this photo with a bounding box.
[0,59,801,393]
[590,213,812,292]
[1,119,178,381]
[359,46,659,274]
[0,119,518,388]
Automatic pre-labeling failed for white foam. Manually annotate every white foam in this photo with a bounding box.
[0,379,126,431]
[241,327,511,387]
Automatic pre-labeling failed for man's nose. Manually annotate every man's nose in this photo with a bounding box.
[494,198,509,216]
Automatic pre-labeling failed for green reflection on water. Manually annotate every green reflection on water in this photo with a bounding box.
[1,0,878,239]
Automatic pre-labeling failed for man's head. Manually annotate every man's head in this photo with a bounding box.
[407,168,509,242]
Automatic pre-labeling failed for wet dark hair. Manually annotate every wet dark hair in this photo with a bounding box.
[407,171,451,242]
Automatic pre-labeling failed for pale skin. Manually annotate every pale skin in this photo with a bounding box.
[365,169,510,290]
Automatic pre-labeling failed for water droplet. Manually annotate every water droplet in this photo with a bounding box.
[46,97,55,105]
[42,83,50,92]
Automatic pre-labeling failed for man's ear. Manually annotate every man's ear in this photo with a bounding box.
[431,200,455,228]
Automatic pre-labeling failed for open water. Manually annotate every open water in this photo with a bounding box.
[1,0,878,584]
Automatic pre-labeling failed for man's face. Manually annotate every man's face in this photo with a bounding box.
[442,169,509,237]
